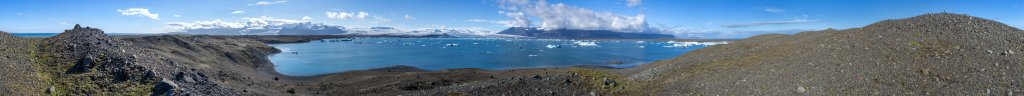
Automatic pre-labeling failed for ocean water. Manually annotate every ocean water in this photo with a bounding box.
[269,38,726,76]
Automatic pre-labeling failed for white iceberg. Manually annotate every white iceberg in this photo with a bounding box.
[546,45,561,48]
[662,41,729,48]
[573,41,599,47]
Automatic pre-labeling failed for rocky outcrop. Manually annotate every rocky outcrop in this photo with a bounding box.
[34,24,234,95]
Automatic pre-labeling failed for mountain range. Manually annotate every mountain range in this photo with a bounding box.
[170,20,673,39]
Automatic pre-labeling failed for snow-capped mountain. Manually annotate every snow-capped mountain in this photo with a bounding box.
[341,27,523,38]
[166,16,516,37]
[167,17,347,35]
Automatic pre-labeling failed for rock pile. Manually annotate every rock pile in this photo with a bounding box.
[35,24,235,95]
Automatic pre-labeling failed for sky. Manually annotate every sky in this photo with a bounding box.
[0,0,1021,39]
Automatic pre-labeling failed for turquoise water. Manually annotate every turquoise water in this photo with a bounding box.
[11,33,59,37]
[269,38,724,76]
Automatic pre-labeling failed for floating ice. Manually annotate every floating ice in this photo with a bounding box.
[446,43,460,46]
[546,45,561,48]
[662,41,729,48]
[573,41,598,47]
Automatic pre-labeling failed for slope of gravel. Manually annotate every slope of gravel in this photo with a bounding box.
[0,31,46,95]
[631,13,1024,95]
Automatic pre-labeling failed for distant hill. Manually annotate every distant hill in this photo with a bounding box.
[497,27,675,39]
[628,13,1024,95]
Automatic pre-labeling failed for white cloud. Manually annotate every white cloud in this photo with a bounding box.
[763,7,786,13]
[231,11,246,14]
[325,11,369,19]
[467,19,488,22]
[356,12,369,18]
[466,19,510,27]
[59,22,70,25]
[404,15,415,20]
[250,0,288,6]
[173,14,181,17]
[302,16,313,21]
[722,18,817,28]
[116,8,160,20]
[625,0,642,7]
[498,0,650,32]
[15,13,22,16]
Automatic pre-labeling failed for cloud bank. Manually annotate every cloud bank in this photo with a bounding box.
[326,11,369,20]
[117,8,159,20]
[231,11,246,14]
[497,0,651,32]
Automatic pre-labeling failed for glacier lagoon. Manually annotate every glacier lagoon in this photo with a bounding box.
[269,38,725,76]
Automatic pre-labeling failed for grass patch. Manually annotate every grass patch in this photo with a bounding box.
[572,68,647,95]
[31,41,157,95]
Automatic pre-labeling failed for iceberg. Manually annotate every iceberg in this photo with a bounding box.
[546,45,561,48]
[446,43,460,46]
[663,41,729,48]
[573,41,599,47]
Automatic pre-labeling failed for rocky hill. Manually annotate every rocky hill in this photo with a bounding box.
[627,13,1024,95]
[498,27,675,39]
[0,25,240,95]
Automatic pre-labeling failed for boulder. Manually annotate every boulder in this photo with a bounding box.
[153,78,179,96]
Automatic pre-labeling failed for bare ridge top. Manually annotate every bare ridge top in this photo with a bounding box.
[0,31,13,39]
[56,24,107,38]
[863,13,1020,32]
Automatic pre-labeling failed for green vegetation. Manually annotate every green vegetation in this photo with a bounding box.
[572,68,645,95]
[31,41,156,95]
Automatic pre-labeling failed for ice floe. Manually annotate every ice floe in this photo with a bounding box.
[546,45,561,48]
[573,41,599,47]
[662,41,729,48]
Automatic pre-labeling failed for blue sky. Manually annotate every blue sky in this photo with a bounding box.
[0,0,1022,39]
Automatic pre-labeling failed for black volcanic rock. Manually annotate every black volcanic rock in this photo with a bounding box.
[35,25,235,95]
[498,27,675,39]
